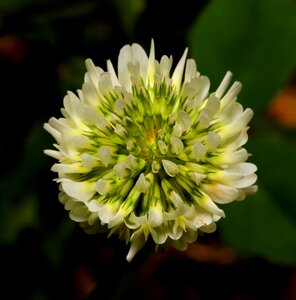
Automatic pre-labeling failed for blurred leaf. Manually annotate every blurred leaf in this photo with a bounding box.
[188,0,296,113]
[58,55,86,92]
[0,0,40,10]
[0,195,39,244]
[42,1,97,19]
[247,128,296,220]
[0,123,50,198]
[0,123,50,244]
[43,219,75,270]
[219,126,296,265]
[113,0,146,36]
[219,187,296,266]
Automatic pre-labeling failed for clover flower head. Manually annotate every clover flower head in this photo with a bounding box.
[44,40,257,261]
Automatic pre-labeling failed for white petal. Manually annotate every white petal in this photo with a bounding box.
[70,135,91,148]
[82,82,99,107]
[113,162,129,179]
[85,58,103,88]
[118,43,148,91]
[63,91,83,121]
[152,160,161,173]
[88,200,100,212]
[69,202,89,222]
[234,173,257,188]
[172,48,188,92]
[221,108,254,142]
[148,203,163,226]
[171,191,183,207]
[98,202,121,224]
[43,122,62,143]
[135,173,149,193]
[61,179,96,202]
[108,209,126,228]
[127,212,147,228]
[98,146,112,167]
[193,208,214,227]
[184,59,198,83]
[80,153,97,168]
[95,179,111,195]
[98,72,114,96]
[126,140,135,152]
[162,160,179,177]
[178,111,191,132]
[170,222,183,240]
[107,59,121,87]
[200,223,217,233]
[114,124,126,137]
[159,55,173,77]
[221,81,242,107]
[196,193,225,217]
[215,71,232,98]
[211,148,249,165]
[197,110,210,129]
[151,229,168,244]
[59,192,71,206]
[192,76,210,105]
[172,123,183,137]
[192,141,207,161]
[131,43,149,79]
[83,106,99,124]
[203,183,239,204]
[205,95,220,116]
[170,136,184,155]
[158,140,168,154]
[114,98,126,116]
[125,154,139,170]
[206,131,221,152]
[126,229,146,262]
[44,149,62,160]
[241,185,258,196]
[146,39,155,86]
[96,115,109,132]
[51,163,83,173]
[227,162,257,176]
[193,172,206,185]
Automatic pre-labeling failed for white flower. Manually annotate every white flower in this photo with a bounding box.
[44,40,257,261]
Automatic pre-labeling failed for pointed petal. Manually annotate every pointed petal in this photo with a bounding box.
[215,71,232,98]
[135,173,149,193]
[146,39,155,86]
[126,229,146,262]
[107,59,121,87]
[172,48,188,92]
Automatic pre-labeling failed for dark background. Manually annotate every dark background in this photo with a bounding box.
[0,0,296,299]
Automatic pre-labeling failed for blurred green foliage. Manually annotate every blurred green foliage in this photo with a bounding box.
[188,0,296,265]
[189,0,296,114]
[1,0,296,298]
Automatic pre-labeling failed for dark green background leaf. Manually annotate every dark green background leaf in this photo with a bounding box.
[188,0,296,113]
[220,187,296,266]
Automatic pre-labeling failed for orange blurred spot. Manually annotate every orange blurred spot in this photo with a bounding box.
[268,86,296,129]
[73,264,96,300]
[0,35,28,62]
[185,242,240,265]
[147,130,156,144]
